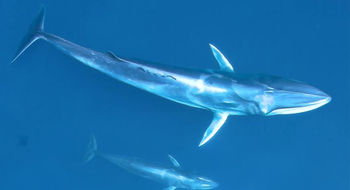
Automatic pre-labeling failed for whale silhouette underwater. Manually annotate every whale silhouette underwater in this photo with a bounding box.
[84,135,218,190]
[12,8,331,147]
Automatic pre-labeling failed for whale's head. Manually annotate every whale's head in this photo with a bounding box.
[190,176,218,189]
[256,76,331,115]
[233,75,331,116]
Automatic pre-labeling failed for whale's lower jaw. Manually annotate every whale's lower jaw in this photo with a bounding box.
[267,96,331,116]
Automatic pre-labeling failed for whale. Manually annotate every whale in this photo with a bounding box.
[84,135,218,190]
[12,8,331,146]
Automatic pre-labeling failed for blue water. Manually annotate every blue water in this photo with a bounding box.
[1,0,349,189]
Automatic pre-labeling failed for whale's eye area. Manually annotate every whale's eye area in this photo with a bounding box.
[256,93,275,114]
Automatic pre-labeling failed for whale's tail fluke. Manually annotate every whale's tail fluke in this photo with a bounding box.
[83,134,98,164]
[11,7,45,63]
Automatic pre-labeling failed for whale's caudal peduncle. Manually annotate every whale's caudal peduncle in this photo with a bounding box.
[12,8,331,147]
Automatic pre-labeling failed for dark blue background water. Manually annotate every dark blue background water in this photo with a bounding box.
[1,0,349,189]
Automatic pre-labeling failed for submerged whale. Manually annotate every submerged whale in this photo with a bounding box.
[84,135,218,190]
[12,8,331,146]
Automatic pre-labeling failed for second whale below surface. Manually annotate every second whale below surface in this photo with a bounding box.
[12,8,332,146]
[84,135,218,190]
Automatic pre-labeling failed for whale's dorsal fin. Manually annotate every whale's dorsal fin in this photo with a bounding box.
[106,51,123,61]
[209,44,234,72]
[199,112,229,147]
[164,186,176,190]
[168,154,181,168]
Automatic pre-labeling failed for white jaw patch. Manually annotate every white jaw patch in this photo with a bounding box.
[256,94,274,115]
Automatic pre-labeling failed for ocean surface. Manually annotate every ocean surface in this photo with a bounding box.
[1,0,349,189]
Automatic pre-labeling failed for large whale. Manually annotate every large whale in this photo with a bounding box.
[84,135,218,190]
[12,9,331,146]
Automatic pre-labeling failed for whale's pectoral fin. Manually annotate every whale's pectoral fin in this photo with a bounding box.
[168,154,181,168]
[209,44,234,72]
[164,186,176,190]
[199,112,229,147]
